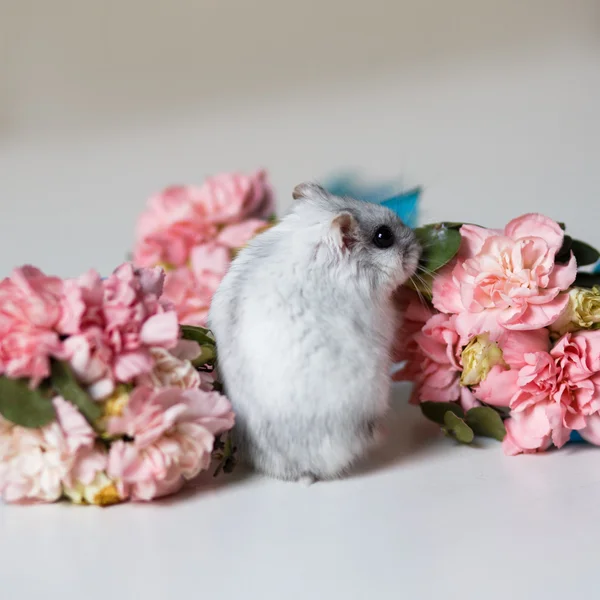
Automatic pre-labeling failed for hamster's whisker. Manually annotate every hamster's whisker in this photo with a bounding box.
[408,275,429,309]
[414,271,433,287]
[412,272,433,295]
[417,265,436,277]
[416,241,435,250]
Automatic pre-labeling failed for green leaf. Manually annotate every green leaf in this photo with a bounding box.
[438,222,481,230]
[465,406,506,441]
[555,235,573,264]
[181,325,217,366]
[51,361,102,424]
[574,272,600,289]
[192,345,217,368]
[414,224,462,273]
[0,376,56,428]
[570,239,600,267]
[558,222,566,231]
[439,222,465,229]
[443,411,474,444]
[180,325,216,347]
[420,401,464,425]
[213,433,237,477]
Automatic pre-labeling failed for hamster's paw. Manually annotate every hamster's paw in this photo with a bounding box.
[297,474,317,486]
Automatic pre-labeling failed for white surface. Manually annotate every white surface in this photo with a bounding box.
[2,1,600,598]
[1,384,599,600]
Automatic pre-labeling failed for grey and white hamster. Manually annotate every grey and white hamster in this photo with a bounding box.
[208,182,421,481]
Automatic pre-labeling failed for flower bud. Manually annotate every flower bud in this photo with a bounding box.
[550,287,600,335]
[460,333,506,387]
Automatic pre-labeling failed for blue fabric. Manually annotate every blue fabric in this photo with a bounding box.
[379,189,420,227]
[569,431,586,443]
[324,174,420,228]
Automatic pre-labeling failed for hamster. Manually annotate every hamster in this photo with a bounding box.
[208,182,421,481]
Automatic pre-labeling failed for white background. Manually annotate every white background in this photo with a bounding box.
[1,1,600,598]
[1,0,599,277]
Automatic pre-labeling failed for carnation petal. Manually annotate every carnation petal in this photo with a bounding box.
[190,244,231,279]
[504,213,564,250]
[171,339,202,362]
[503,404,552,454]
[502,428,525,456]
[88,378,115,400]
[217,219,268,249]
[579,414,600,445]
[459,387,481,410]
[431,263,463,314]
[58,280,85,335]
[53,396,95,454]
[474,367,517,407]
[140,312,179,347]
[459,225,497,258]
[180,389,236,435]
[548,254,577,290]
[137,266,165,297]
[546,402,571,448]
[243,169,275,219]
[419,377,461,403]
[455,308,505,340]
[502,294,569,330]
[69,447,108,486]
[114,351,154,381]
[498,329,550,368]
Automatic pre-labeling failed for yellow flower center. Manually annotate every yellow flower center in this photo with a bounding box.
[551,286,600,335]
[102,387,130,418]
[460,333,506,387]
[156,261,176,273]
[93,483,122,507]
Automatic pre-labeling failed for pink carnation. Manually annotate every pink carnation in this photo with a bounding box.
[106,385,235,501]
[473,329,550,407]
[134,185,219,268]
[432,214,577,339]
[64,264,179,394]
[216,219,270,250]
[0,397,103,503]
[170,340,218,391]
[502,331,600,455]
[0,266,83,386]
[162,244,230,326]
[137,340,210,391]
[194,169,275,224]
[394,304,477,411]
[133,170,274,268]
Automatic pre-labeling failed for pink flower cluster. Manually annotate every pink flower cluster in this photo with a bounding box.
[133,170,275,326]
[0,266,80,386]
[65,263,180,398]
[107,385,234,501]
[0,264,235,505]
[396,213,600,455]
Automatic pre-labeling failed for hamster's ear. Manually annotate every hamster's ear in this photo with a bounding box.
[292,182,327,201]
[329,212,359,252]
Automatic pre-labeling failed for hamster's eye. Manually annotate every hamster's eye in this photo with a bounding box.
[373,225,395,249]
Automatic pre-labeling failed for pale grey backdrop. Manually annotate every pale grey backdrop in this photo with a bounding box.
[1,0,599,278]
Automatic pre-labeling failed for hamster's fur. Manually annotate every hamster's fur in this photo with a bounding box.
[209,183,421,481]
